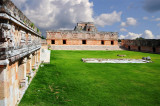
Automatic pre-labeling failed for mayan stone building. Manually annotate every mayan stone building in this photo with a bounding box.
[0,0,41,105]
[46,22,119,50]
[121,39,160,53]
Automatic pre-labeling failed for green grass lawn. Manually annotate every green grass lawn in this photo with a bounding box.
[19,50,160,106]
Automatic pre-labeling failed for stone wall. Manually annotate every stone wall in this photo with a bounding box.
[0,0,42,106]
[51,45,122,50]
[121,39,160,53]
[46,27,118,47]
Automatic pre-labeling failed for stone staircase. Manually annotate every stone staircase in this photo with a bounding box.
[51,45,124,50]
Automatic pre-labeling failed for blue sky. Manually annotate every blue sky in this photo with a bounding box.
[12,0,160,39]
[90,0,160,39]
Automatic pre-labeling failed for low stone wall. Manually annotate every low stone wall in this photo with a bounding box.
[51,45,123,50]
[121,40,160,53]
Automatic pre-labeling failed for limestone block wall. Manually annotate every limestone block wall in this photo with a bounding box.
[0,0,42,106]
[46,30,118,46]
[47,39,118,46]
[121,40,160,53]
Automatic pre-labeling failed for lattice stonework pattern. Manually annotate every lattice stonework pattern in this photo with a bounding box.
[0,0,42,106]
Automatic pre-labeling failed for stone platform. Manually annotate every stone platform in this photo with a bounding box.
[40,49,51,63]
[51,45,123,50]
[82,58,152,63]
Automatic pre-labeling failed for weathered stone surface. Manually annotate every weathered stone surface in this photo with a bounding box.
[142,56,151,60]
[0,1,42,106]
[121,39,160,47]
[46,22,118,47]
[0,0,41,35]
[121,40,160,53]
[146,56,151,60]
[0,59,9,65]
[82,58,152,63]
[40,49,50,63]
[51,45,122,50]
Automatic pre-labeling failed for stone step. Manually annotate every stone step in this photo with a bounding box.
[51,45,124,50]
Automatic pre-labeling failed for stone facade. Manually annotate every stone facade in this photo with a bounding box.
[0,0,41,105]
[121,39,160,53]
[46,22,118,50]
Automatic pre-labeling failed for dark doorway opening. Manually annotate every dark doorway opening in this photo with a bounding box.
[51,40,55,44]
[153,47,156,53]
[128,46,130,50]
[138,46,141,51]
[101,40,104,45]
[82,40,86,44]
[63,40,66,44]
[111,41,114,45]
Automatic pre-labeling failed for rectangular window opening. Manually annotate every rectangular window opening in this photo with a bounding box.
[111,41,114,45]
[101,40,104,45]
[51,40,55,44]
[63,40,66,44]
[82,40,86,44]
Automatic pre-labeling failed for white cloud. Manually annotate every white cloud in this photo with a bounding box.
[121,17,137,27]
[143,17,148,20]
[119,30,159,39]
[154,18,160,21]
[141,30,154,39]
[12,0,26,8]
[120,28,127,32]
[119,32,142,39]
[12,0,94,30]
[95,11,122,27]
[119,35,126,39]
[12,0,122,36]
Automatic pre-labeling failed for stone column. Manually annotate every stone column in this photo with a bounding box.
[26,54,32,75]
[38,50,41,63]
[0,60,9,106]
[18,58,27,87]
[0,66,7,106]
[36,51,39,67]
[22,58,27,80]
[32,53,36,69]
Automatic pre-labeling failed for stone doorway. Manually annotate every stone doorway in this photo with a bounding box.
[138,46,141,51]
[153,47,156,53]
[128,46,130,50]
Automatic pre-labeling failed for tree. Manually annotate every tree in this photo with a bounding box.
[118,39,121,42]
[135,37,145,40]
[41,36,46,39]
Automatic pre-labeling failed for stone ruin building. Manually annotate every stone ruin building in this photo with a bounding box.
[0,0,42,105]
[46,22,119,50]
[121,39,160,53]
[0,0,159,106]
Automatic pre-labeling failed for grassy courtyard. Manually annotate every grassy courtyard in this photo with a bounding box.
[20,50,160,106]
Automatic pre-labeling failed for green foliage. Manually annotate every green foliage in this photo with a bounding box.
[23,20,26,24]
[20,51,160,106]
[32,68,36,71]
[136,37,145,40]
[37,28,40,33]
[48,45,51,49]
[27,75,31,82]
[41,36,45,39]
[30,23,35,28]
[118,39,121,42]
